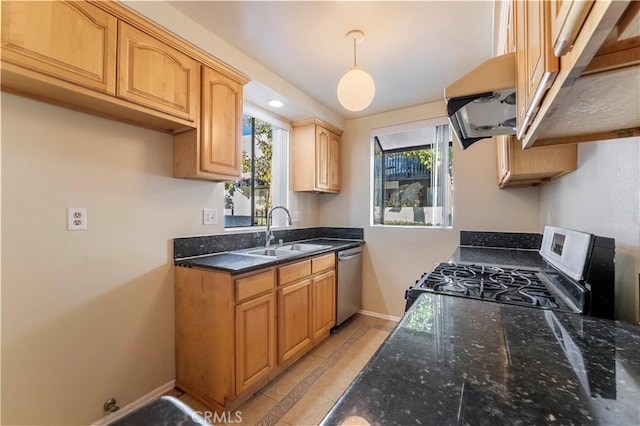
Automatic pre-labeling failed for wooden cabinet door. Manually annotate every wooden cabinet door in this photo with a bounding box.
[236,292,275,394]
[315,126,331,190]
[1,1,116,94]
[516,0,559,140]
[495,136,511,186]
[200,66,243,177]
[550,0,594,56]
[278,279,312,363]
[117,22,199,121]
[329,132,341,192]
[515,0,528,136]
[312,270,336,340]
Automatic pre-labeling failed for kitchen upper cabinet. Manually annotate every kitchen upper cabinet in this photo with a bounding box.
[550,1,594,56]
[511,0,638,148]
[329,131,341,192]
[495,135,577,188]
[292,118,343,193]
[1,1,116,94]
[515,0,559,140]
[1,0,249,136]
[173,66,245,181]
[235,292,276,394]
[117,22,199,122]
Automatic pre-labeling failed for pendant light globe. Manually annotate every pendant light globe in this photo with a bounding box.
[337,29,375,112]
[337,67,376,112]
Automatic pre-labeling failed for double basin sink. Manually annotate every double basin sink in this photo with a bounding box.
[235,243,331,260]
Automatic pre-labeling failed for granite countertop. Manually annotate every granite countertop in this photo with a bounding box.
[321,294,640,426]
[174,238,363,275]
[449,246,543,269]
[450,230,544,269]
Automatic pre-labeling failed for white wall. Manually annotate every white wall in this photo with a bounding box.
[0,93,318,425]
[319,101,542,317]
[540,137,640,323]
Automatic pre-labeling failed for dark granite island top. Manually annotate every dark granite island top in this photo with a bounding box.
[321,294,640,426]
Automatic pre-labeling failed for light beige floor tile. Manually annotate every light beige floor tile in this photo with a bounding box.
[310,334,348,358]
[260,370,300,400]
[329,353,370,376]
[234,393,278,425]
[280,389,336,426]
[311,369,355,402]
[287,353,323,379]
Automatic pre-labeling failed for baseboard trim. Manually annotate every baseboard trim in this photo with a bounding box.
[358,309,402,322]
[92,380,176,425]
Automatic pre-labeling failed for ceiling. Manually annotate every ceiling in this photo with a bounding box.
[166,1,495,121]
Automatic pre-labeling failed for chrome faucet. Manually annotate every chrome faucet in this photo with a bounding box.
[265,205,293,247]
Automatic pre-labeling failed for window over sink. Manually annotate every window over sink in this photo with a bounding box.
[372,118,453,227]
[224,107,290,228]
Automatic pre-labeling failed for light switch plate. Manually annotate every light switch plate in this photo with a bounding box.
[67,208,87,231]
[203,208,218,225]
[292,211,301,222]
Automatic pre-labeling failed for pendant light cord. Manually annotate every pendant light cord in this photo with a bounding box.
[353,37,357,68]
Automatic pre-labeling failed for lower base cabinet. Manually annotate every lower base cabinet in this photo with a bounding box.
[278,279,313,363]
[175,252,337,412]
[312,270,336,339]
[236,292,276,394]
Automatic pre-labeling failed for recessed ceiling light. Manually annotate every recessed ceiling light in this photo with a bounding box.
[268,99,284,108]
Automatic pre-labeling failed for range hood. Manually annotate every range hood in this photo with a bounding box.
[444,52,517,150]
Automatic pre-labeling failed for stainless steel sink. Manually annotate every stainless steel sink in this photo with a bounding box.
[281,243,331,252]
[241,248,296,258]
[235,242,331,258]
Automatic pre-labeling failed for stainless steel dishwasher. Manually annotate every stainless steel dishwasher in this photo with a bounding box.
[336,246,363,327]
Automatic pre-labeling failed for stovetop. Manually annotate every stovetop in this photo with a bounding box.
[407,262,578,313]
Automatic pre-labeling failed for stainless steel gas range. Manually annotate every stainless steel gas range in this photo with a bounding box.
[405,226,616,319]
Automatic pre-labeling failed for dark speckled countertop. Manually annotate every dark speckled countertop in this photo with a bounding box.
[450,246,543,269]
[174,238,363,275]
[321,293,640,426]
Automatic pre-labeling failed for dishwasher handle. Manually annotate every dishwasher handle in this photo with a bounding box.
[339,253,361,261]
[338,247,362,261]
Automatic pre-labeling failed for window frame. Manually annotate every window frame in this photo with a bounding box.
[370,117,453,228]
[224,105,290,230]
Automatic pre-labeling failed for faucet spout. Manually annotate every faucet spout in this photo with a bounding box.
[265,206,293,247]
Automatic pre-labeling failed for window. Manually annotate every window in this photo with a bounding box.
[224,111,289,228]
[372,119,453,227]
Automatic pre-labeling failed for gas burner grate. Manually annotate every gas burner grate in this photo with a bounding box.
[418,262,560,310]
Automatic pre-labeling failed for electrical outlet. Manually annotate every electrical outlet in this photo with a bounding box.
[67,208,87,231]
[203,208,218,225]
[292,211,301,222]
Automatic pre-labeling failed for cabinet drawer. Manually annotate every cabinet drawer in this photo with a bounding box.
[312,253,335,274]
[235,270,274,302]
[278,260,311,286]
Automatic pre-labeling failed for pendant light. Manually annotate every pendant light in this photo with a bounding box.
[337,30,376,112]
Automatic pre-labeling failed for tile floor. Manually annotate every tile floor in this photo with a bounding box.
[165,314,397,425]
